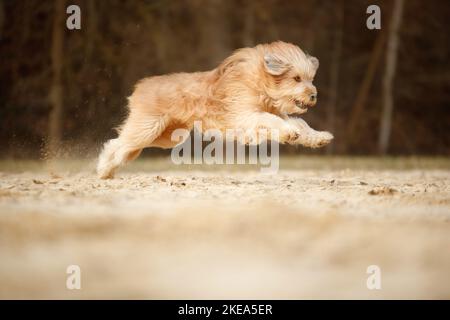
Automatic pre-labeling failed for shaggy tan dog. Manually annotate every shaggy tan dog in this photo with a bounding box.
[97,41,333,179]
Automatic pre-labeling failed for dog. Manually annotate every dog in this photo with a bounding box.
[97,41,333,179]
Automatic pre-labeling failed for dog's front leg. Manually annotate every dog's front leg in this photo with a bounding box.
[284,116,334,148]
[237,112,301,144]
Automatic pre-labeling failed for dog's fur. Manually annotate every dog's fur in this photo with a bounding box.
[97,41,333,179]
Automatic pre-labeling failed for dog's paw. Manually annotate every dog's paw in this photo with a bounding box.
[310,131,334,148]
[97,162,115,179]
[97,168,114,179]
[280,128,301,144]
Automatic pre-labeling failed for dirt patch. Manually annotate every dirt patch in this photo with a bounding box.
[368,186,398,195]
[0,158,449,299]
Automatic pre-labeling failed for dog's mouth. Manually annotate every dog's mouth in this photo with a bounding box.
[295,100,309,113]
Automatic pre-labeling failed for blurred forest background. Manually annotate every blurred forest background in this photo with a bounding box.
[0,0,449,159]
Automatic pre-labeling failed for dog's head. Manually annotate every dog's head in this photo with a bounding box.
[259,41,319,115]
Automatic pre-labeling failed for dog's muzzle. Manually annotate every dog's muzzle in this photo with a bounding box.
[295,95,316,111]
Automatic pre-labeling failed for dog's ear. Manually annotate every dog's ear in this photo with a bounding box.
[264,54,290,75]
[308,55,319,70]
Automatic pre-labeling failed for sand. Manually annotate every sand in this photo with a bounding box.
[0,157,449,299]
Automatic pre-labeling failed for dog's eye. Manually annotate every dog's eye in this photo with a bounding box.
[294,76,301,82]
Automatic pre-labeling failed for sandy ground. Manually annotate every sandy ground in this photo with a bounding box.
[0,157,449,299]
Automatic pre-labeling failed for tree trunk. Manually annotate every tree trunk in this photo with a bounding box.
[242,1,255,47]
[0,0,4,39]
[326,0,343,154]
[154,3,170,72]
[346,30,386,144]
[48,0,65,157]
[378,0,404,154]
[202,0,230,67]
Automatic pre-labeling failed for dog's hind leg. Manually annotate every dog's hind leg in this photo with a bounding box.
[97,138,123,179]
[97,115,167,179]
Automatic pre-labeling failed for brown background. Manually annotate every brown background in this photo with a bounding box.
[1,0,449,158]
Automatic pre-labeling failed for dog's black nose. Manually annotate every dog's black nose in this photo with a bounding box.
[310,94,317,102]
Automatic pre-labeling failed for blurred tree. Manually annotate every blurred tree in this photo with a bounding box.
[0,0,4,39]
[201,0,231,67]
[346,29,386,150]
[326,0,344,154]
[242,1,256,47]
[47,0,65,156]
[379,0,405,154]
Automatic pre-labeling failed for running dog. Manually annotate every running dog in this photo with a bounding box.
[97,41,333,179]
